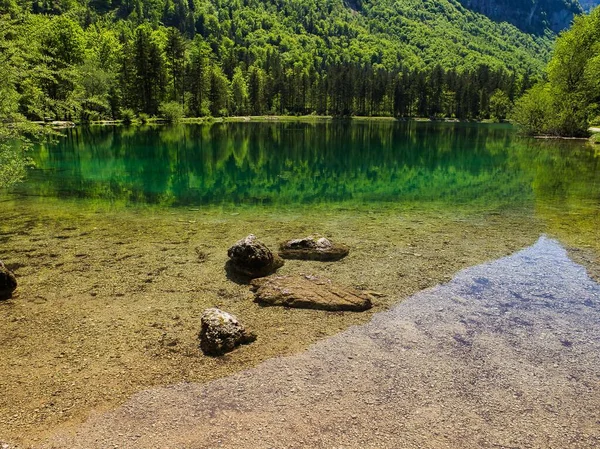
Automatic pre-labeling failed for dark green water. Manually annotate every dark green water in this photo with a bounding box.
[12,121,600,213]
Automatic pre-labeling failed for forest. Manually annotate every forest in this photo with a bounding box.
[0,0,552,124]
[512,6,600,136]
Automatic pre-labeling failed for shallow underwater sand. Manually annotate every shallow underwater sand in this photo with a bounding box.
[0,196,564,447]
[45,236,600,449]
[0,192,600,447]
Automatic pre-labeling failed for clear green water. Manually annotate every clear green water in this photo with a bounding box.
[1,121,599,445]
[8,121,600,247]
[11,121,595,206]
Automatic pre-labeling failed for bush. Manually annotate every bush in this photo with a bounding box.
[510,84,554,135]
[138,113,150,124]
[0,141,27,189]
[121,108,135,124]
[160,101,184,123]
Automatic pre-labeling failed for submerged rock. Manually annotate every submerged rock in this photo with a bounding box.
[0,261,17,300]
[251,274,373,311]
[279,235,349,261]
[227,234,284,278]
[199,308,256,356]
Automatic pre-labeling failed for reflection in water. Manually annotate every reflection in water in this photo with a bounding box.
[14,121,574,206]
[13,121,600,246]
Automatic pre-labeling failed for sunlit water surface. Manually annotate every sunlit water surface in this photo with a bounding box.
[10,121,600,249]
[1,121,600,446]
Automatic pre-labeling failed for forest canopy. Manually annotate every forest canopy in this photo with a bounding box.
[0,0,553,123]
[511,6,600,136]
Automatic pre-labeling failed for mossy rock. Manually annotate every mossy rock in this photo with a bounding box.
[226,234,284,279]
[279,235,349,261]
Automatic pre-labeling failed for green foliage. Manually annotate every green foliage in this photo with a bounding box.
[489,89,512,122]
[0,119,50,189]
[0,138,27,189]
[121,108,136,124]
[511,84,555,135]
[160,101,184,122]
[0,25,40,188]
[512,8,600,136]
[231,67,249,116]
[0,0,556,122]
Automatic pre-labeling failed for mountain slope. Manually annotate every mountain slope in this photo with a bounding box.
[1,0,555,121]
[19,0,552,72]
[354,0,552,69]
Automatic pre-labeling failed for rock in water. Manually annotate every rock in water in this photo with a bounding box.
[227,234,284,278]
[199,308,256,356]
[0,261,17,300]
[251,274,373,311]
[279,235,349,261]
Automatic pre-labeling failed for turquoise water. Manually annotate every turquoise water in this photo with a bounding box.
[2,121,599,446]
[14,121,598,209]
[7,121,600,251]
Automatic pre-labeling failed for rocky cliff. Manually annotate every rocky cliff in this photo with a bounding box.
[579,0,600,11]
[458,0,582,33]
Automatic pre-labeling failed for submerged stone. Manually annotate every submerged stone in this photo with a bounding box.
[0,261,17,300]
[279,235,349,261]
[227,234,284,278]
[198,308,256,356]
[251,274,373,311]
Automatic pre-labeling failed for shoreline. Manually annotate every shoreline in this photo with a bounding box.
[33,115,506,128]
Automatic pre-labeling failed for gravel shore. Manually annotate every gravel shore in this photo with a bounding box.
[44,236,600,449]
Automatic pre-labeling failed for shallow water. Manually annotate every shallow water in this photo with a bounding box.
[8,121,600,269]
[46,237,600,449]
[1,121,599,446]
[11,121,600,239]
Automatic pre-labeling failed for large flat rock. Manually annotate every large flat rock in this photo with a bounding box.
[251,274,373,311]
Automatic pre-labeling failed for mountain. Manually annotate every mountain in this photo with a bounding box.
[0,0,555,121]
[19,0,553,72]
[579,0,600,11]
[458,0,582,33]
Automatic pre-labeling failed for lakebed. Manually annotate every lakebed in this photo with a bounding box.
[0,121,599,446]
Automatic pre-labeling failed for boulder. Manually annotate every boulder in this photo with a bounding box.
[279,235,349,261]
[227,234,284,278]
[199,308,256,356]
[0,261,17,300]
[251,274,373,311]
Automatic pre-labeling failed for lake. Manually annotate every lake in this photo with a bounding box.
[1,120,599,446]
[12,121,598,208]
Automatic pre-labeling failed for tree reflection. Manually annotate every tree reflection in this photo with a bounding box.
[15,122,600,215]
